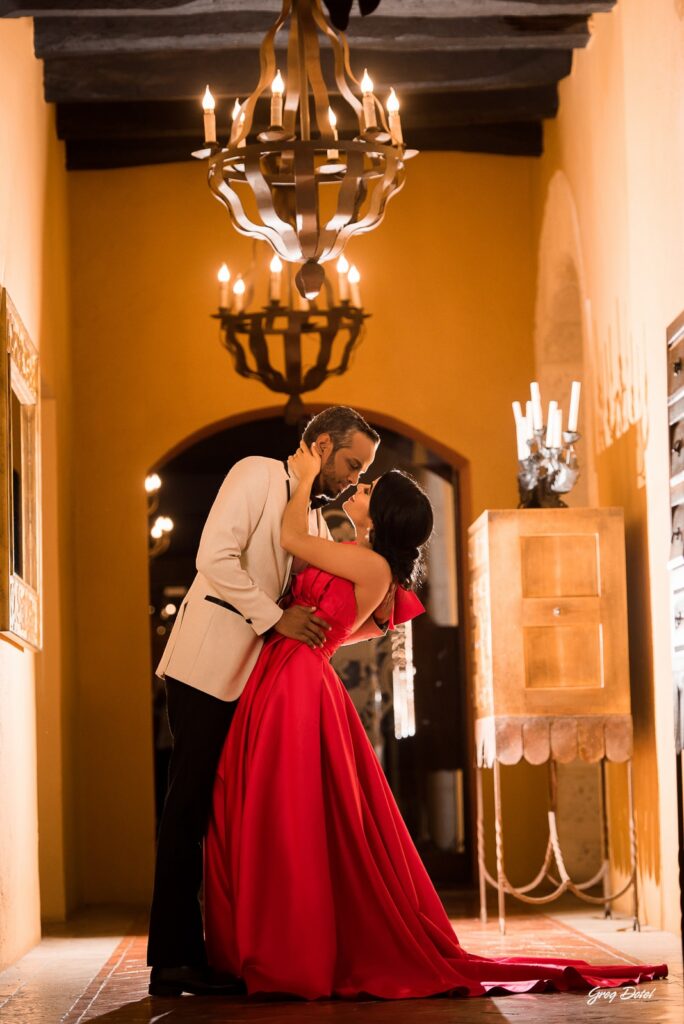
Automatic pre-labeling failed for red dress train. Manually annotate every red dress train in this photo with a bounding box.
[204,566,668,999]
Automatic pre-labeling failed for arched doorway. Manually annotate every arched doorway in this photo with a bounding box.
[147,409,472,887]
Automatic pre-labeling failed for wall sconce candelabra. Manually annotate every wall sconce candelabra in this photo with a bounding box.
[214,249,369,422]
[512,380,582,508]
[193,0,415,299]
[145,473,174,557]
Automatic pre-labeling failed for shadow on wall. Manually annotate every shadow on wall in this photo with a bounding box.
[597,425,660,891]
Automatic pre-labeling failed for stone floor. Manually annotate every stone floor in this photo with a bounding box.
[0,893,680,1024]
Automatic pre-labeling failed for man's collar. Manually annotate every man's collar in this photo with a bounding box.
[310,493,331,510]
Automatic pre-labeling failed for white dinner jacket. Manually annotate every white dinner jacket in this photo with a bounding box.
[156,456,331,701]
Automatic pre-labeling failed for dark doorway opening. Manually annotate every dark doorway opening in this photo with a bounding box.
[148,413,471,886]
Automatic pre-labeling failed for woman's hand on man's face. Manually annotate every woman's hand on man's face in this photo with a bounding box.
[288,440,322,482]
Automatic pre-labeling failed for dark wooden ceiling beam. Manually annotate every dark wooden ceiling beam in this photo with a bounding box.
[55,87,558,143]
[63,120,543,170]
[34,14,591,57]
[43,48,573,102]
[0,1,616,17]
[33,13,591,57]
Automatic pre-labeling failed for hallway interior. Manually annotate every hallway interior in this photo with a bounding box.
[1,893,680,1023]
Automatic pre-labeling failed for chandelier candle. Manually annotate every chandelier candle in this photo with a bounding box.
[269,254,283,303]
[337,255,350,301]
[232,277,246,313]
[218,263,231,309]
[386,89,403,146]
[271,70,285,128]
[525,401,534,440]
[202,86,216,144]
[348,265,361,307]
[327,107,339,160]
[361,69,377,130]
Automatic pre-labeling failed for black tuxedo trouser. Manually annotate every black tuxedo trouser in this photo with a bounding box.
[147,676,239,967]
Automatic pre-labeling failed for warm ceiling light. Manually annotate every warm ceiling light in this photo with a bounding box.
[233,277,246,295]
[270,253,283,273]
[387,88,399,113]
[336,254,349,274]
[347,265,361,285]
[217,263,230,283]
[202,85,215,112]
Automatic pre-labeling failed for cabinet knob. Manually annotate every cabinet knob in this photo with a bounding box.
[673,439,683,456]
[673,527,682,543]
[676,611,683,630]
[675,358,683,377]
[553,606,562,617]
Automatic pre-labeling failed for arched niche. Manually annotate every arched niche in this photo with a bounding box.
[535,170,598,508]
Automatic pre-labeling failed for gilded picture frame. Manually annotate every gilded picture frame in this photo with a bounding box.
[0,288,42,650]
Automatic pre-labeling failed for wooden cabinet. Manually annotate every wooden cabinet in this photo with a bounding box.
[468,507,631,722]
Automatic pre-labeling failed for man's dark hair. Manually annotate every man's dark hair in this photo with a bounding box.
[302,406,380,452]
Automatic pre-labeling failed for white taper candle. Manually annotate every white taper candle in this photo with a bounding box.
[568,380,582,432]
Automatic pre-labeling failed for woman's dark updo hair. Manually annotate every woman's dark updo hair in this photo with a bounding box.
[368,470,434,590]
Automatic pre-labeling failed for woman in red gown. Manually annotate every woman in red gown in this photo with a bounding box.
[204,443,668,1000]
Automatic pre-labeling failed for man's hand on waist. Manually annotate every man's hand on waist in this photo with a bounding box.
[274,606,331,649]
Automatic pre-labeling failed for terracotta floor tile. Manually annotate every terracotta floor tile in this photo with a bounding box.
[0,894,678,1024]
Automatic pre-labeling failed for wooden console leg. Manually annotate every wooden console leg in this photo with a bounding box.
[599,758,612,919]
[493,759,506,935]
[476,764,487,924]
[627,757,640,931]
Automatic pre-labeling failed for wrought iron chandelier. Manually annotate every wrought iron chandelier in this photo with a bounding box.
[194,0,415,299]
[213,248,368,423]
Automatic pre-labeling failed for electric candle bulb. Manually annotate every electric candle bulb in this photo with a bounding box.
[568,380,582,432]
[232,98,246,147]
[145,473,161,494]
[233,276,246,313]
[217,263,231,308]
[269,253,283,303]
[202,85,216,143]
[361,68,377,130]
[386,87,403,145]
[337,254,350,301]
[327,106,339,160]
[271,69,284,127]
[348,264,361,307]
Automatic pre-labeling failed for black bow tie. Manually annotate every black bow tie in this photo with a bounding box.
[310,493,331,511]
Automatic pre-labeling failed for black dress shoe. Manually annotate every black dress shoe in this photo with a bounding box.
[149,965,246,997]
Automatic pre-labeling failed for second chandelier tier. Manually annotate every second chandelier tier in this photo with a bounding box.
[194,0,415,299]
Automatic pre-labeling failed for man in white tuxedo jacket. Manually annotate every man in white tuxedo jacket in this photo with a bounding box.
[148,406,381,997]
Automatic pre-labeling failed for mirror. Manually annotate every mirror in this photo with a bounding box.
[0,288,41,650]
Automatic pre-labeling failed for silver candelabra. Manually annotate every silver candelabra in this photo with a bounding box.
[517,429,581,508]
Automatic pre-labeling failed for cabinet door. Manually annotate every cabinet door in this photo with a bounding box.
[487,508,630,716]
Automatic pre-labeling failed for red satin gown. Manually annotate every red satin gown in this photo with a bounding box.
[204,565,668,999]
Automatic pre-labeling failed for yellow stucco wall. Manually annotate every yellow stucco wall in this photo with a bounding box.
[66,151,540,902]
[0,17,74,966]
[532,0,681,930]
